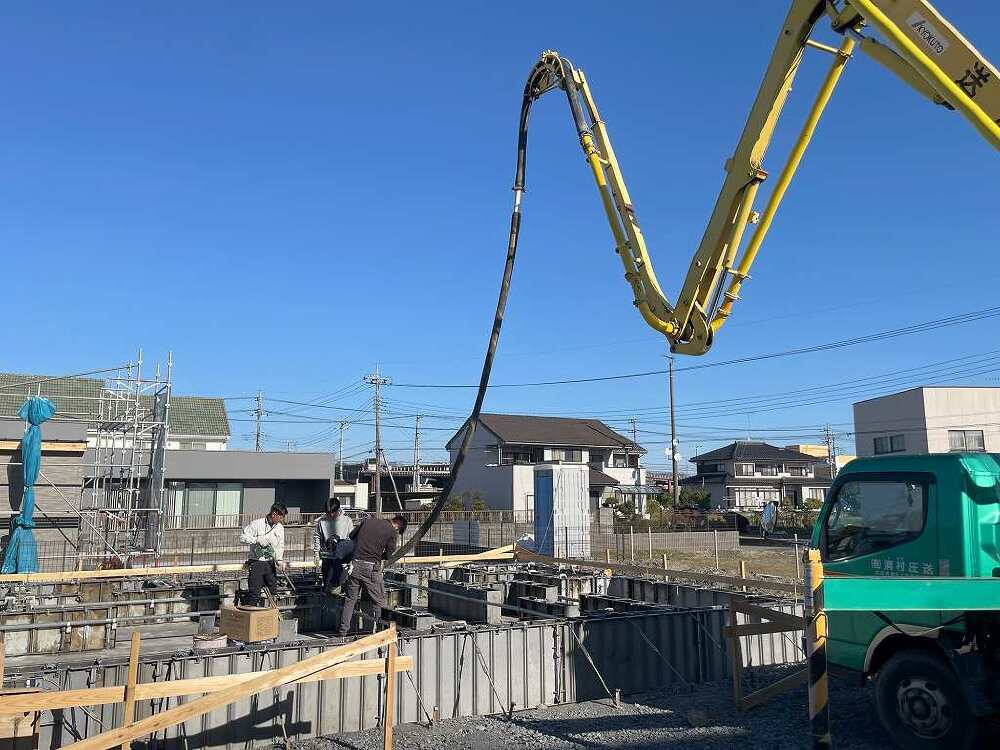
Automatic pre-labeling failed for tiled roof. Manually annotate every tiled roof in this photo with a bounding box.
[589,468,621,486]
[0,373,229,437]
[691,441,818,463]
[164,396,230,437]
[447,413,643,452]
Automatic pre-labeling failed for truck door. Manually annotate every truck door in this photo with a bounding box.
[819,473,940,673]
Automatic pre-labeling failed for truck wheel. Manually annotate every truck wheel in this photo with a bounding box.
[874,649,980,750]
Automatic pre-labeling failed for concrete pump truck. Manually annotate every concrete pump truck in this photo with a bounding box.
[512,2,1000,747]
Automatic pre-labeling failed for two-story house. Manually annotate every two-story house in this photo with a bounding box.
[682,441,831,510]
[445,413,648,513]
[0,372,230,450]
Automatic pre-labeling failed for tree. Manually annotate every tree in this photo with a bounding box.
[470,498,487,512]
[602,496,637,523]
[679,488,712,510]
[442,496,464,511]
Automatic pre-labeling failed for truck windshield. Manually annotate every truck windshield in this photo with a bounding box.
[825,480,925,561]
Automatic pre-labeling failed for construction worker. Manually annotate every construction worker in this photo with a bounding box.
[336,514,407,635]
[312,497,354,594]
[240,503,287,606]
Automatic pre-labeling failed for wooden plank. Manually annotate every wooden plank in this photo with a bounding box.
[728,608,744,710]
[439,546,516,569]
[741,667,809,711]
[119,632,140,750]
[62,627,398,750]
[400,545,514,567]
[383,641,396,750]
[0,440,87,453]
[735,602,806,629]
[0,545,516,585]
[724,621,803,638]
[514,546,798,595]
[0,560,315,585]
[0,655,413,715]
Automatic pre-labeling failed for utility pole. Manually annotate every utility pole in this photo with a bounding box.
[669,356,679,506]
[337,420,350,481]
[364,367,390,513]
[254,391,264,452]
[412,415,421,491]
[629,416,640,511]
[824,425,838,478]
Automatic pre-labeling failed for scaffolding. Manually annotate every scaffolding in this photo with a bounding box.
[78,351,172,567]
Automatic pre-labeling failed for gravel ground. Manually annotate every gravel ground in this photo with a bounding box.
[294,666,896,750]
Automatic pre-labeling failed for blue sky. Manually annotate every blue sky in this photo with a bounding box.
[4,2,999,466]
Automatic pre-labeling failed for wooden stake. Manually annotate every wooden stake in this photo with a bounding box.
[383,639,397,750]
[728,605,745,710]
[120,632,140,750]
[661,553,668,581]
[62,627,397,750]
[738,560,748,592]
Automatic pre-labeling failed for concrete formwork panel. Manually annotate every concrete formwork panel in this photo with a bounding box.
[29,608,731,750]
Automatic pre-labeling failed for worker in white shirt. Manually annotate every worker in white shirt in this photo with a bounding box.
[240,503,287,606]
[312,497,355,594]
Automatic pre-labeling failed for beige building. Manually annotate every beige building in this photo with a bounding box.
[852,386,1000,457]
[784,444,856,473]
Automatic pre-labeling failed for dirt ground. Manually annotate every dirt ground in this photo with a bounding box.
[296,666,919,750]
[631,543,801,582]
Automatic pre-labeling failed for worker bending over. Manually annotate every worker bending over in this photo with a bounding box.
[337,514,407,635]
[312,497,354,594]
[240,503,287,606]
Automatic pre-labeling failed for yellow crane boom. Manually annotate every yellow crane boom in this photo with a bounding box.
[527,0,999,355]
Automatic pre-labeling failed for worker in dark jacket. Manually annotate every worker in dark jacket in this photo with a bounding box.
[312,498,354,594]
[336,514,407,635]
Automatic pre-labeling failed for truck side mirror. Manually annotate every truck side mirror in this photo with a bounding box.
[967,471,997,489]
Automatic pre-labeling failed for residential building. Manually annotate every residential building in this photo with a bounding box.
[784,444,857,474]
[853,386,1000,457]
[445,413,649,513]
[0,373,230,450]
[683,441,832,509]
[164,450,337,520]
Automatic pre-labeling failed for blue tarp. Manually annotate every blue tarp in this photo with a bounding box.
[2,396,56,573]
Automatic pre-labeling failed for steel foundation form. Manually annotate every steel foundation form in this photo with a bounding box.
[20,607,733,749]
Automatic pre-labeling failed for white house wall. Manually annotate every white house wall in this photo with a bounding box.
[921,388,1000,453]
[854,387,1000,457]
[602,466,646,486]
[853,389,929,457]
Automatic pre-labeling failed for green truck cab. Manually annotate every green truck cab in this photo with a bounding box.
[810,452,1000,749]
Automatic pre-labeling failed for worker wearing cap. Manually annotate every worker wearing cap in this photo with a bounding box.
[337,514,407,635]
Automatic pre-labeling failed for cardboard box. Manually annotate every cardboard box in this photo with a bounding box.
[219,606,280,642]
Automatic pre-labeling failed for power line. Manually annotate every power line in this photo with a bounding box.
[390,304,1000,388]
